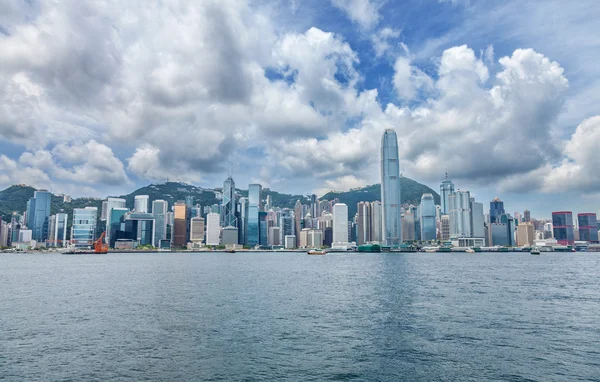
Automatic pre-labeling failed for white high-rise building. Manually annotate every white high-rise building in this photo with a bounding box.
[370,201,382,243]
[470,200,485,238]
[134,195,149,213]
[332,203,349,244]
[449,190,472,238]
[206,213,221,246]
[53,213,68,247]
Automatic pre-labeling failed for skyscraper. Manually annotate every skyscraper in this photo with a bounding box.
[173,201,187,247]
[552,211,575,245]
[134,195,149,213]
[294,200,303,246]
[71,207,98,248]
[247,184,262,246]
[356,202,372,245]
[332,203,349,244]
[370,201,382,243]
[221,177,237,228]
[152,200,168,247]
[523,209,531,223]
[381,129,402,246]
[29,190,51,242]
[52,213,68,247]
[470,199,485,239]
[577,213,598,243]
[517,222,535,246]
[440,174,455,215]
[420,193,436,241]
[190,217,205,243]
[490,197,505,223]
[206,213,220,246]
[105,197,126,244]
[449,191,472,238]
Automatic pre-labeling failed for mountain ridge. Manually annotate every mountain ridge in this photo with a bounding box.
[0,177,439,221]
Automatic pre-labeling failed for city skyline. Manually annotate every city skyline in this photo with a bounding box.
[0,1,599,218]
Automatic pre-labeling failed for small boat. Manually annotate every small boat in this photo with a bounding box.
[465,248,475,253]
[530,247,540,255]
[307,249,326,255]
[225,249,236,253]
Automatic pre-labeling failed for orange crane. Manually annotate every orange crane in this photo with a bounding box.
[94,232,109,254]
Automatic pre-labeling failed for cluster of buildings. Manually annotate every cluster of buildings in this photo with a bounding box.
[1,130,598,251]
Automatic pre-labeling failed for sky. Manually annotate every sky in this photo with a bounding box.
[1,0,599,219]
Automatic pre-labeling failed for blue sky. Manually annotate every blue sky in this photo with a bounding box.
[0,0,599,219]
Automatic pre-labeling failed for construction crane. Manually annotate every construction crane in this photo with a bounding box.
[94,232,108,254]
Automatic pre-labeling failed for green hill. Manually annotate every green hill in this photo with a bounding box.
[1,177,438,223]
[321,178,440,219]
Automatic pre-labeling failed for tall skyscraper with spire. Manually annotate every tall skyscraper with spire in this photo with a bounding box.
[440,173,455,215]
[380,129,402,246]
[221,177,237,228]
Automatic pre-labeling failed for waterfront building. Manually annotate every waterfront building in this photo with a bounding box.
[294,200,303,246]
[222,226,239,246]
[190,217,205,243]
[19,229,32,242]
[308,229,323,248]
[490,197,505,223]
[490,223,509,246]
[380,129,402,246]
[357,202,372,245]
[105,198,127,244]
[247,184,262,246]
[134,195,149,213]
[517,222,535,247]
[577,213,598,243]
[370,201,382,243]
[109,208,129,247]
[152,200,168,247]
[284,235,296,249]
[51,213,68,247]
[332,203,349,244]
[259,211,268,246]
[440,215,450,240]
[237,197,248,245]
[440,174,455,215]
[72,207,98,248]
[268,226,281,246]
[401,212,415,241]
[552,211,575,245]
[299,228,310,248]
[221,177,237,229]
[470,200,485,239]
[101,200,108,221]
[420,194,436,241]
[172,201,187,247]
[28,190,51,242]
[449,191,472,238]
[206,213,220,246]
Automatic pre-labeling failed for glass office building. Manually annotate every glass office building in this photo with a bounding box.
[552,211,575,245]
[419,194,437,241]
[380,129,402,246]
[72,207,98,248]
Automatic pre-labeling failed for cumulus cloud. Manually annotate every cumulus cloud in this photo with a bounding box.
[393,57,434,100]
[371,28,401,57]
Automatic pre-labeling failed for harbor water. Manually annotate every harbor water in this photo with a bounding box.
[1,252,599,381]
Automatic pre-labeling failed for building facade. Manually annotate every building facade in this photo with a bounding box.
[380,129,402,246]
[552,211,575,245]
[577,213,598,243]
[72,207,98,248]
[420,193,436,241]
[440,175,455,215]
[172,201,187,247]
[206,213,221,246]
[332,203,349,244]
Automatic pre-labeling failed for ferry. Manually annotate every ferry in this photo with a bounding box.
[307,249,326,255]
[530,247,541,255]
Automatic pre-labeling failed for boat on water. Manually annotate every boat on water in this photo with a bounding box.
[307,249,326,255]
[465,248,475,253]
[225,249,236,253]
[530,247,541,255]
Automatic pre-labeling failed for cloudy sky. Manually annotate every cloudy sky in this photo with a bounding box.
[1,0,599,218]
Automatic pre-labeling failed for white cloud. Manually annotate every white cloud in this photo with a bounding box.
[393,57,434,101]
[330,0,380,29]
[371,28,401,57]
